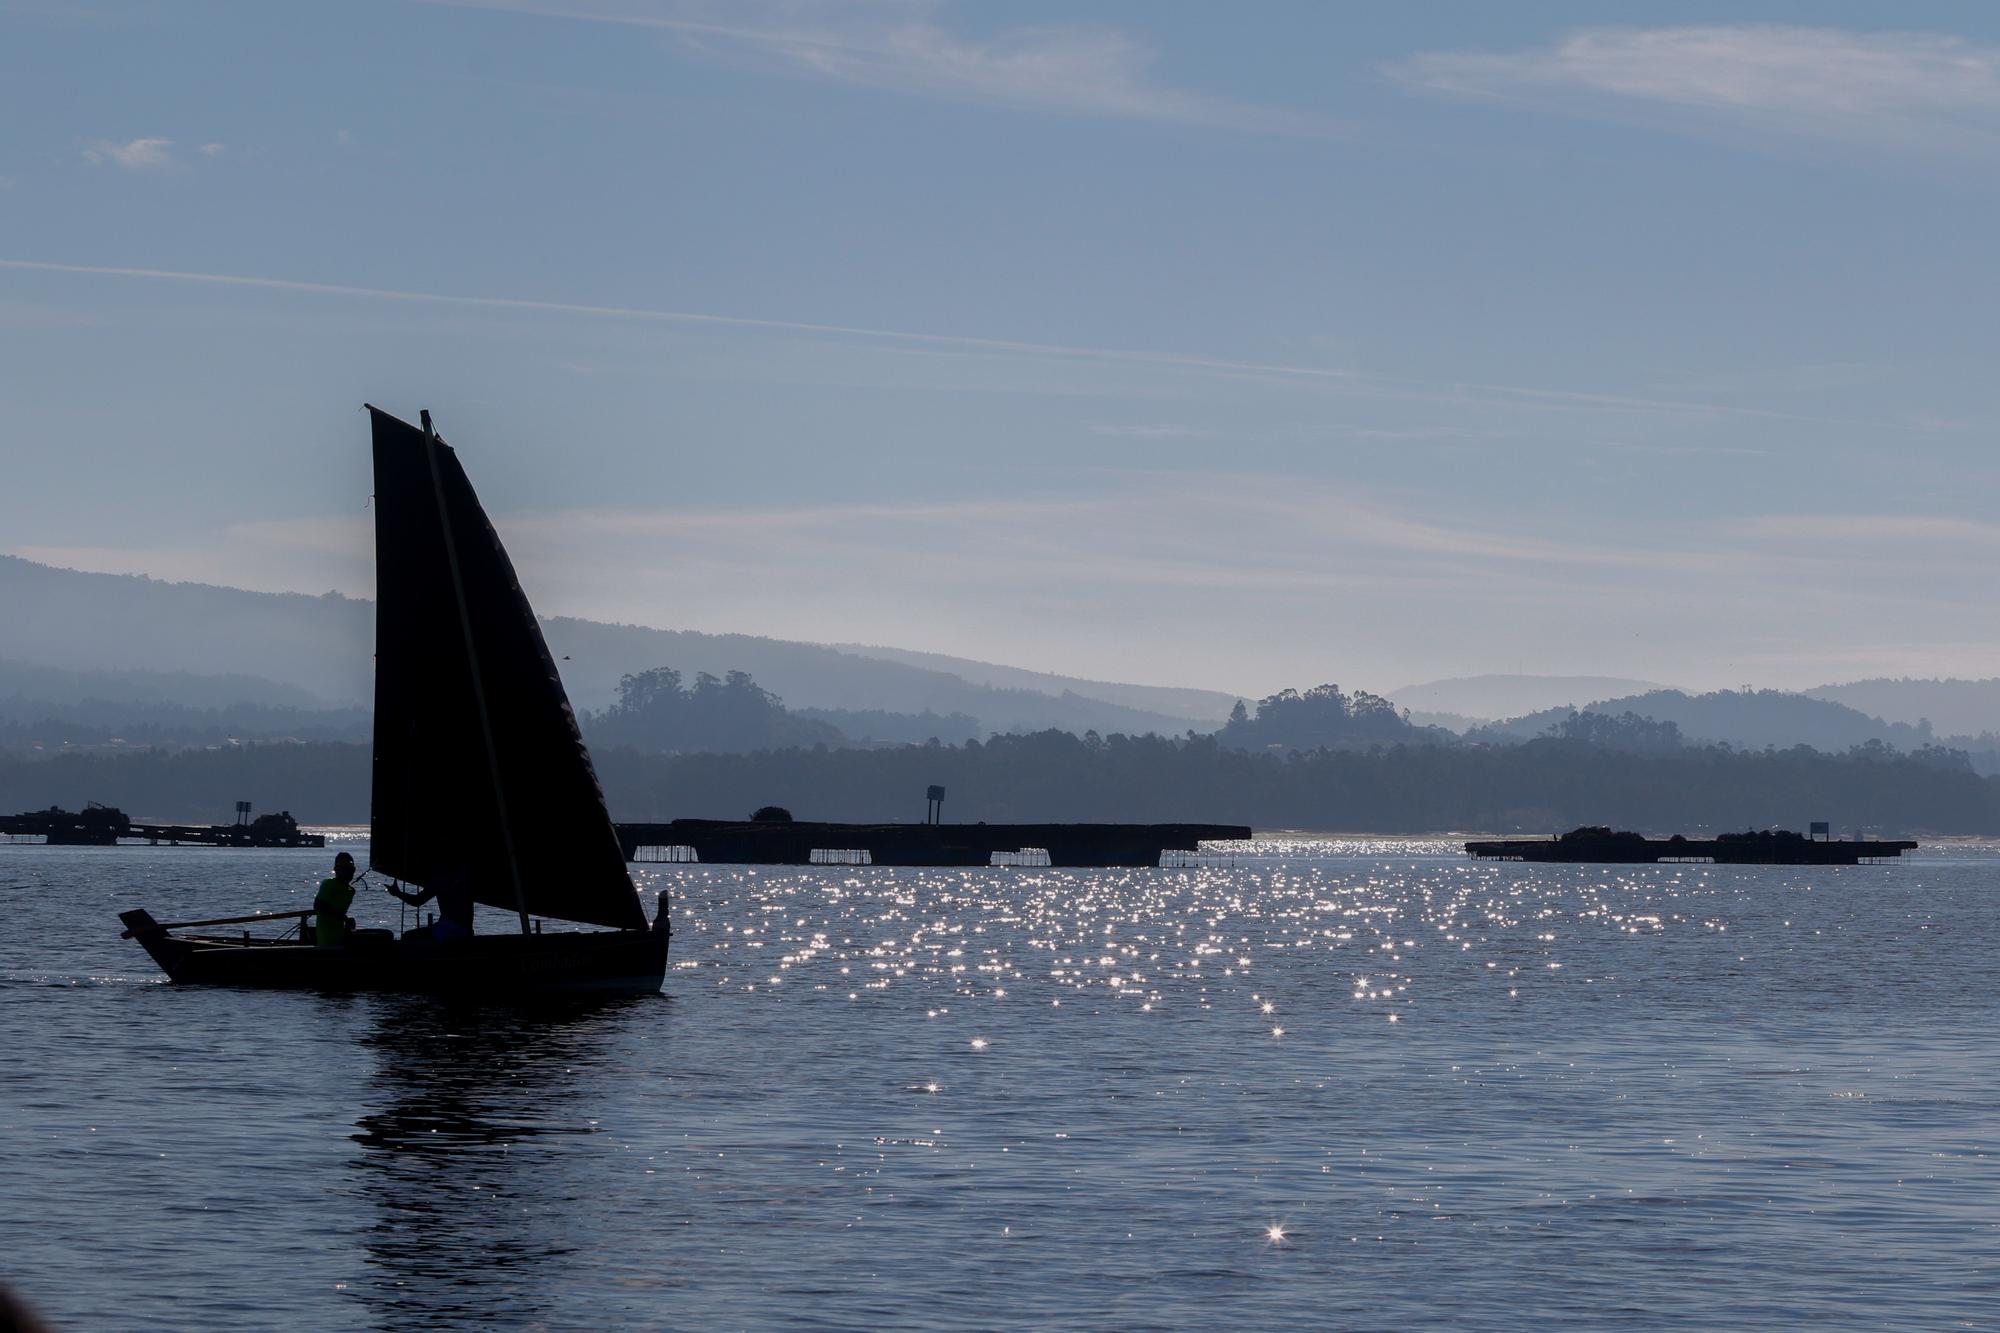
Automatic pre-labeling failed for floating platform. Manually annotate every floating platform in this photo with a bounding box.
[615,819,1252,868]
[0,803,325,849]
[1465,826,1916,865]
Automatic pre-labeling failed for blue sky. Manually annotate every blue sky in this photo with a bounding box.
[5,1,2000,697]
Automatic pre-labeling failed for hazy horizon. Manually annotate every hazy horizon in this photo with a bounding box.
[7,3,2000,694]
[19,551,2000,725]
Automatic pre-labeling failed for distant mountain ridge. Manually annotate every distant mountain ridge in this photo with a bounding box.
[1390,674,1667,722]
[1804,678,2000,738]
[15,556,2000,750]
[0,555,1215,738]
[0,658,370,756]
[0,659,330,711]
[540,618,1207,736]
[1399,674,2000,753]
[0,556,372,704]
[832,642,1240,724]
[1478,688,1936,754]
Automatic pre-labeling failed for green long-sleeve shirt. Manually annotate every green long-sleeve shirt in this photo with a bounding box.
[314,876,356,946]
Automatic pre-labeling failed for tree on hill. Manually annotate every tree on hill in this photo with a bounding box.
[586,667,845,754]
[1217,683,1445,751]
[1547,709,1683,753]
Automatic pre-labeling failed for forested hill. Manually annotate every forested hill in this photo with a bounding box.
[1216,684,1452,750]
[4,733,1989,834]
[542,617,1202,736]
[1478,689,1937,752]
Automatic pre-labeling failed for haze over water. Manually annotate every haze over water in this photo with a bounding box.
[2,841,1994,1329]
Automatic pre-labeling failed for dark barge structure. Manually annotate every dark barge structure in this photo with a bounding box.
[617,818,1251,867]
[1466,825,1916,865]
[2,801,324,849]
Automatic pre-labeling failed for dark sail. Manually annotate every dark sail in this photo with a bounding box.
[367,406,646,932]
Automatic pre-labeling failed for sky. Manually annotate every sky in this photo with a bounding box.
[4,0,2000,699]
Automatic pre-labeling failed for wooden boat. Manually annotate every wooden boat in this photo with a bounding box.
[120,406,668,994]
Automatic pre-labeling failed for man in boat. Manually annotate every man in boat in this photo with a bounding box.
[386,866,476,941]
[313,852,360,946]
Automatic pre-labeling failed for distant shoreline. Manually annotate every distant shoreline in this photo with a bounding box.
[4,733,1986,835]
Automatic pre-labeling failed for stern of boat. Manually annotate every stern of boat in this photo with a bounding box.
[118,909,189,981]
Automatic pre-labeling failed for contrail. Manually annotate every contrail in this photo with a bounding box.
[0,257,1801,420]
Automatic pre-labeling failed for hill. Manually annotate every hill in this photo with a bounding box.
[0,556,373,704]
[0,556,1215,738]
[0,659,333,711]
[1805,678,2000,738]
[1388,674,1666,722]
[832,642,1240,724]
[0,659,370,756]
[1478,688,1931,752]
[540,618,1209,736]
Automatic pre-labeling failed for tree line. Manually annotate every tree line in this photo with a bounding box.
[3,730,1993,834]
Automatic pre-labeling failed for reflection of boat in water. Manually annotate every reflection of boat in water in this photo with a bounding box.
[346,996,651,1326]
[120,407,669,993]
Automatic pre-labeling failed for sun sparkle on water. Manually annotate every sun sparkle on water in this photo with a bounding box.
[26,838,2000,1329]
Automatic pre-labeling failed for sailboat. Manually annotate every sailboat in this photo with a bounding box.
[119,406,670,994]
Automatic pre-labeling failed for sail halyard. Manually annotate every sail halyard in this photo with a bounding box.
[366,405,646,932]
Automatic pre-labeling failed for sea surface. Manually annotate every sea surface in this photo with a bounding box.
[2,838,1996,1330]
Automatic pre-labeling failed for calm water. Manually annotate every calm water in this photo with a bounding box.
[2,839,1996,1330]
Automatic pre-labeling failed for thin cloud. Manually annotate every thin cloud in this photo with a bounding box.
[431,0,1329,134]
[199,142,225,157]
[1389,25,2000,153]
[10,480,1658,607]
[1604,441,1769,459]
[1090,424,1208,440]
[81,137,175,169]
[0,257,1815,424]
[1739,513,2000,547]
[1334,425,1511,443]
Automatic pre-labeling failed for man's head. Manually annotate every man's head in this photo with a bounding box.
[333,851,356,883]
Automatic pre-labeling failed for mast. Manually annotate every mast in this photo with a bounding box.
[421,410,534,937]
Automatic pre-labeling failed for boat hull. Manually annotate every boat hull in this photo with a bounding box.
[119,910,668,995]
